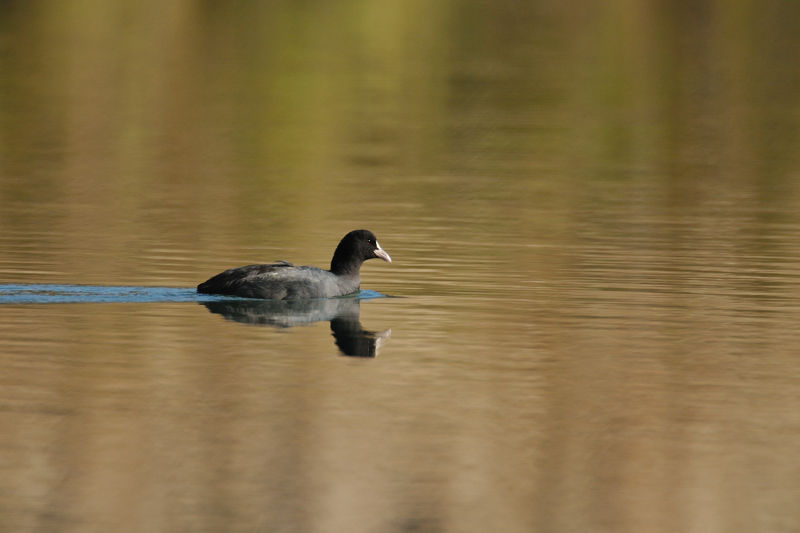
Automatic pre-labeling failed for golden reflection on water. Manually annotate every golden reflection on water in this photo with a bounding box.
[1,1,800,532]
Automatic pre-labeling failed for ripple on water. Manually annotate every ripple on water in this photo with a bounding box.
[0,284,388,304]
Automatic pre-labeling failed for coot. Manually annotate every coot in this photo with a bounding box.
[197,229,391,299]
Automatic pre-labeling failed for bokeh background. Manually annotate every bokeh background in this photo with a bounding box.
[1,1,800,532]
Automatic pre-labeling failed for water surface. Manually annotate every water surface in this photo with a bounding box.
[1,2,800,532]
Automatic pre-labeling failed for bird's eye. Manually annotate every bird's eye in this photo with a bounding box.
[367,239,374,245]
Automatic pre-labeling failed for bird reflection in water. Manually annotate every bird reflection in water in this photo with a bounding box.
[200,297,390,357]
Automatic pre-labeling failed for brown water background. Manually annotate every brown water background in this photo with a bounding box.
[1,2,800,532]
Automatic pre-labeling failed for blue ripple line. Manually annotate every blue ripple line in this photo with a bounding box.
[0,284,388,304]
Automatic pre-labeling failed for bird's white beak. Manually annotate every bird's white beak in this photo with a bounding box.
[374,241,392,263]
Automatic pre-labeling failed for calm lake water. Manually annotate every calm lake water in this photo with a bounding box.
[2,2,800,532]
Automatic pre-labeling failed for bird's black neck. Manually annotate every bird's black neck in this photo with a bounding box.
[330,251,362,277]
